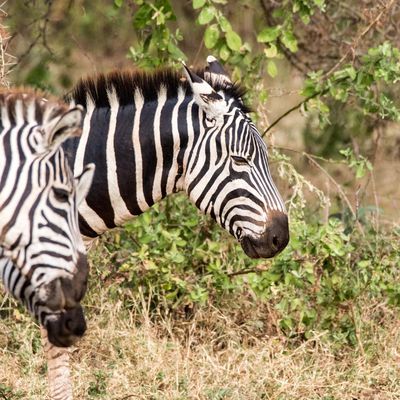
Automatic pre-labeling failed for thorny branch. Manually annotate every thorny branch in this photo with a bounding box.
[0,1,15,87]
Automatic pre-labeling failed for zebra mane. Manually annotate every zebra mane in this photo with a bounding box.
[68,69,251,113]
[0,89,69,126]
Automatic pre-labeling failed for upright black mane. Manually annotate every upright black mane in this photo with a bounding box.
[68,68,250,113]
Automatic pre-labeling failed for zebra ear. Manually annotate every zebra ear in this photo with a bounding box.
[205,55,232,86]
[44,106,84,149]
[182,63,228,118]
[74,163,95,206]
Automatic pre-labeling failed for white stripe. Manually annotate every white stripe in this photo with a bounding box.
[152,85,167,202]
[74,95,108,234]
[106,87,134,225]
[182,99,196,185]
[166,86,185,193]
[132,89,149,211]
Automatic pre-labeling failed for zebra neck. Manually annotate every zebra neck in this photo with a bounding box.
[70,88,200,238]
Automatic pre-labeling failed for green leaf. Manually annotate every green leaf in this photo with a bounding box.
[267,60,278,78]
[355,164,365,179]
[132,4,153,29]
[218,15,231,32]
[198,6,215,25]
[167,42,187,61]
[204,24,220,49]
[219,44,230,61]
[257,26,280,43]
[114,0,123,7]
[314,0,326,9]
[225,30,242,51]
[281,30,298,52]
[345,66,357,80]
[192,0,206,9]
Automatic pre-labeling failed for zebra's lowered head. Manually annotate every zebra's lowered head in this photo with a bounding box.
[183,58,289,259]
[0,92,95,347]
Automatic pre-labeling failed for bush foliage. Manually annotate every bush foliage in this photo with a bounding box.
[4,0,400,349]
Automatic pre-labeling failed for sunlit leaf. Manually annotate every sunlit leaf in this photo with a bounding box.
[204,24,219,49]
[225,29,242,51]
[267,60,278,78]
[192,0,206,9]
[198,6,215,25]
[257,26,280,43]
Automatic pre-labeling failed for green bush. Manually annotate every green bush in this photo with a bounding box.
[89,151,400,347]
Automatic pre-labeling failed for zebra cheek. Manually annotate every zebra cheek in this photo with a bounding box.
[57,252,89,309]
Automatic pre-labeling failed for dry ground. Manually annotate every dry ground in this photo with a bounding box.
[1,287,400,400]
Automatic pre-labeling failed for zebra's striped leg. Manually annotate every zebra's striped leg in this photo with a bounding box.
[40,326,73,400]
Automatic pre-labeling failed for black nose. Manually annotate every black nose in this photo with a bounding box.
[240,211,289,259]
[267,211,289,254]
[63,307,87,336]
[45,306,87,347]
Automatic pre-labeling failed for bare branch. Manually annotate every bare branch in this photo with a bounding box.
[322,0,397,79]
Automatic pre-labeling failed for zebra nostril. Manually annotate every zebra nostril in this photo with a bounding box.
[65,317,74,332]
[272,235,279,248]
[63,307,87,337]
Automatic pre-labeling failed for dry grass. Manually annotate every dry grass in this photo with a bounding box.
[1,286,400,400]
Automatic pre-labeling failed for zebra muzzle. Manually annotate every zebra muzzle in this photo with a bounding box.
[45,306,87,347]
[240,211,289,259]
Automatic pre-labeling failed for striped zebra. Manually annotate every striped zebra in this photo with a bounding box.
[0,91,94,348]
[2,57,289,400]
[64,56,289,256]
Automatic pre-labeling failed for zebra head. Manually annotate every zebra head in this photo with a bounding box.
[0,94,95,347]
[183,58,289,259]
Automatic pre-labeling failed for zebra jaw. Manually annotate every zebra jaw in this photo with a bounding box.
[37,252,89,346]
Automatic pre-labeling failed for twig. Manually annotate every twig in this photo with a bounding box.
[262,0,396,137]
[8,0,54,73]
[322,0,396,79]
[302,153,354,216]
[0,1,15,87]
[350,302,365,358]
[227,266,270,278]
[262,88,328,137]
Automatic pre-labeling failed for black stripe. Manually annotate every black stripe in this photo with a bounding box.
[62,135,81,173]
[160,94,178,197]
[0,127,12,191]
[114,103,142,215]
[83,106,116,229]
[193,162,226,208]
[78,214,98,238]
[30,251,73,262]
[139,101,157,206]
[40,237,70,249]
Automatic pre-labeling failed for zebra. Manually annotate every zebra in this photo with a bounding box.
[2,57,289,400]
[64,56,289,256]
[0,90,95,348]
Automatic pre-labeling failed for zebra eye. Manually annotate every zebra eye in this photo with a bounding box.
[231,155,250,166]
[205,116,216,126]
[53,187,70,202]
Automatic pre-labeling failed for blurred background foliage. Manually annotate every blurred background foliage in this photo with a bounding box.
[1,0,400,348]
